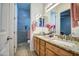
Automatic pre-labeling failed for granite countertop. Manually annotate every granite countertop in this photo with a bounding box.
[34,35,79,55]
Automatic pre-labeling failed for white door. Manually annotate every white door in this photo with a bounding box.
[0,4,10,56]
[0,3,15,56]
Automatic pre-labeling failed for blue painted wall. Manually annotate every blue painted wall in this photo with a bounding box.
[17,3,30,43]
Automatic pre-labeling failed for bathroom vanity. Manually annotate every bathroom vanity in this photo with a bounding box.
[33,35,79,56]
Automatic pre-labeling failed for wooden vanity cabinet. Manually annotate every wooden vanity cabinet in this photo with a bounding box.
[33,36,76,56]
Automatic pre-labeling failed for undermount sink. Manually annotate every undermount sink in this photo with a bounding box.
[44,35,77,48]
[52,39,76,48]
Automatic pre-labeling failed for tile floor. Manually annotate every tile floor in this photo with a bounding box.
[15,42,36,56]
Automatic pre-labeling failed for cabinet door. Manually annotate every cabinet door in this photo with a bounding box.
[46,49,56,56]
[33,37,39,55]
[40,45,45,56]
[46,42,73,56]
[46,42,59,53]
[39,39,46,56]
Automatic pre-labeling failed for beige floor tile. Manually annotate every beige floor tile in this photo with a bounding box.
[15,42,36,56]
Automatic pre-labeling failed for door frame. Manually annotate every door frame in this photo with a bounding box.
[14,3,18,54]
[9,3,17,55]
[9,3,16,56]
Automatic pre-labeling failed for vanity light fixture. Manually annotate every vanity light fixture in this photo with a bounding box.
[46,3,60,12]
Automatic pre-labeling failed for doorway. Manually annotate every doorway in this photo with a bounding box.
[15,3,31,56]
[17,3,30,43]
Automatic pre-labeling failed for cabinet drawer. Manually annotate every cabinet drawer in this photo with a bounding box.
[40,39,45,46]
[46,49,56,56]
[46,42,59,53]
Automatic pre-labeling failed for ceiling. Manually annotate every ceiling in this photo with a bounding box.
[17,3,30,11]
